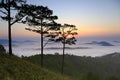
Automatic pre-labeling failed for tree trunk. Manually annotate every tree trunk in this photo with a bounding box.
[41,19,43,67]
[62,42,65,75]
[8,0,12,55]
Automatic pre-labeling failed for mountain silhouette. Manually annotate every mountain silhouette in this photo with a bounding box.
[86,41,114,46]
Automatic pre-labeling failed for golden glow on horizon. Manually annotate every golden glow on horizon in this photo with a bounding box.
[76,24,120,37]
[0,22,120,38]
[1,24,120,38]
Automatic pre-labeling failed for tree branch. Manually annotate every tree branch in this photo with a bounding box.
[43,39,51,48]
[0,9,7,15]
[10,15,26,26]
[10,19,19,25]
[4,6,8,11]
[34,26,41,30]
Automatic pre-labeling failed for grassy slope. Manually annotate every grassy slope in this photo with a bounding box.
[24,54,120,80]
[0,53,71,80]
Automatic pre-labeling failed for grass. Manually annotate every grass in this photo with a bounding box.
[0,53,71,80]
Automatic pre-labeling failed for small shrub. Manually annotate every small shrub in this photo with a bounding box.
[0,44,6,54]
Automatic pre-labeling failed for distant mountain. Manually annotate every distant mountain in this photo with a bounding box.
[0,39,20,47]
[45,47,91,50]
[86,41,114,46]
[102,52,120,58]
[0,39,8,44]
[34,47,91,50]
[0,39,37,44]
[113,41,120,43]
[23,40,37,43]
[0,39,19,44]
[98,41,114,46]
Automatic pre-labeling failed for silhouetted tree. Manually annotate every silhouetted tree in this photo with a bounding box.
[22,5,59,67]
[49,23,77,74]
[0,0,26,55]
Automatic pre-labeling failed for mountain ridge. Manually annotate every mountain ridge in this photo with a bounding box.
[24,52,120,80]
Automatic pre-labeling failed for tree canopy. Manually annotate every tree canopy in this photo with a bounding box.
[0,0,26,55]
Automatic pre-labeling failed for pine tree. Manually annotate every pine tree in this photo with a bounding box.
[0,0,26,55]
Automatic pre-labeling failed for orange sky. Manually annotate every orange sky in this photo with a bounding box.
[0,0,120,39]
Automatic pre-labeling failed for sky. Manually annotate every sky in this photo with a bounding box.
[0,0,120,39]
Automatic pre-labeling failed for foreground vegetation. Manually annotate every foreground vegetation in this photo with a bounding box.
[1,44,120,80]
[24,53,120,80]
[0,53,71,80]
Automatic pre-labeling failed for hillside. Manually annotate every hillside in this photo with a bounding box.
[24,53,120,80]
[0,53,71,80]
